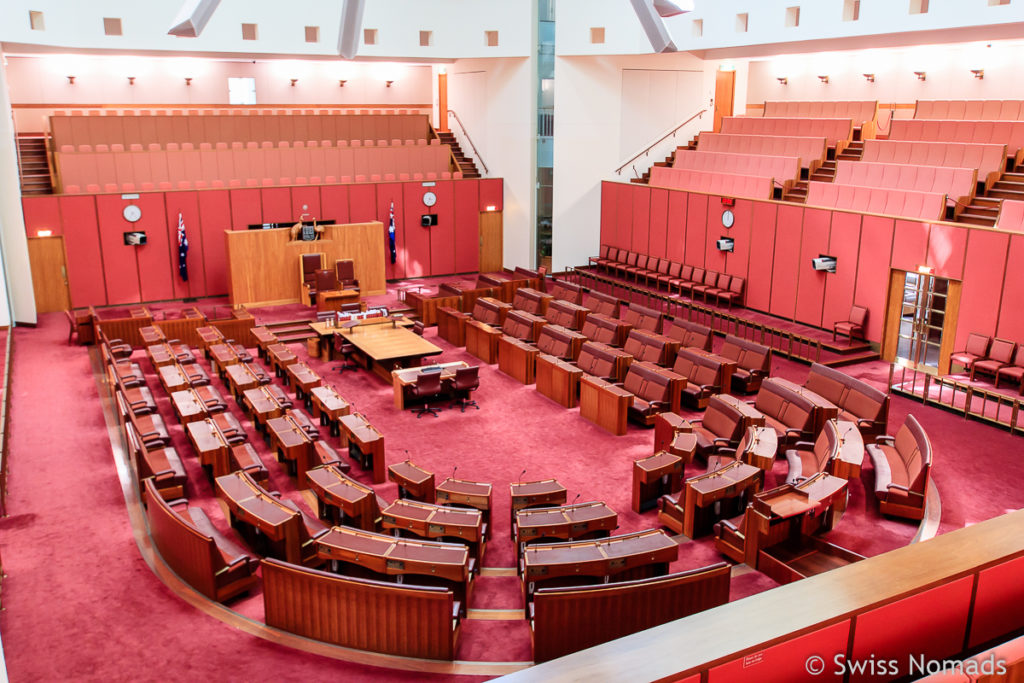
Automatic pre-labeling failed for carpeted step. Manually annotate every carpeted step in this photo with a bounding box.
[821,351,882,368]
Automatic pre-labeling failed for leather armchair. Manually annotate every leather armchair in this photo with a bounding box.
[410,371,445,418]
[446,366,480,412]
[300,253,325,305]
[833,305,868,342]
[335,259,361,293]
[332,333,357,373]
[970,338,1017,381]
[951,333,991,372]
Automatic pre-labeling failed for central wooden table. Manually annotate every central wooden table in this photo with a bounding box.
[391,361,468,410]
[305,465,380,530]
[339,413,386,483]
[317,319,442,381]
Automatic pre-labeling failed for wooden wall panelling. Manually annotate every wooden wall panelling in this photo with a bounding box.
[26,236,71,313]
[479,177,503,212]
[95,194,142,305]
[821,212,862,332]
[260,186,293,224]
[291,186,322,224]
[348,183,377,223]
[375,182,407,280]
[890,219,931,273]
[22,196,63,236]
[955,229,1009,350]
[703,197,728,276]
[453,179,481,274]
[794,208,832,328]
[926,223,968,280]
[428,180,456,276]
[722,198,752,279]
[614,183,632,250]
[600,181,617,248]
[320,184,351,225]
[745,202,778,313]
[164,190,208,300]
[225,222,386,306]
[197,189,232,296]
[969,555,1024,648]
[59,195,107,307]
[708,622,851,683]
[229,188,262,230]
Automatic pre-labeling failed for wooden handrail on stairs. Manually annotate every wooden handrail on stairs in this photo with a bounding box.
[446,110,489,176]
[615,108,708,178]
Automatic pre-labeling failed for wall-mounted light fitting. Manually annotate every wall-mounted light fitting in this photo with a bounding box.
[971,69,985,79]
[385,80,394,88]
[338,79,347,87]
[914,71,927,81]
[290,78,298,87]
[817,75,830,84]
[67,75,75,84]
[776,77,788,85]
[127,76,135,85]
[863,73,875,82]
[184,77,193,86]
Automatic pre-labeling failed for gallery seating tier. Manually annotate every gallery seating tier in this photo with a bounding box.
[719,116,854,153]
[889,118,1024,166]
[648,166,775,200]
[833,161,976,215]
[915,99,1024,121]
[805,182,946,221]
[697,132,829,173]
[860,139,1006,191]
[762,100,878,136]
[996,200,1024,232]
[671,150,801,192]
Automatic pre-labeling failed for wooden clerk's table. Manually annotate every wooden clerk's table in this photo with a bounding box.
[381,498,486,564]
[682,460,763,538]
[391,361,469,410]
[309,385,351,437]
[632,451,684,513]
[317,288,360,312]
[305,465,379,530]
[535,354,583,408]
[339,413,386,483]
[580,375,633,436]
[311,318,442,382]
[215,470,306,565]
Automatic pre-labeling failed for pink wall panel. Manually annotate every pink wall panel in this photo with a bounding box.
[600,181,617,247]
[685,193,708,268]
[822,212,862,332]
[95,194,142,305]
[926,224,967,280]
[631,186,651,254]
[996,234,1024,341]
[891,220,931,273]
[290,186,321,221]
[849,577,973,683]
[703,199,728,276]
[164,191,208,299]
[746,202,778,312]
[197,189,232,295]
[855,216,895,342]
[769,205,804,320]
[22,196,63,236]
[970,555,1024,647]
[708,621,850,683]
[614,183,633,250]
[401,183,431,277]
[478,178,503,211]
[648,188,669,259]
[228,188,262,230]
[794,208,832,327]
[320,184,350,224]
[133,193,175,302]
[375,183,407,280]
[348,183,377,223]
[454,179,480,273]
[428,180,456,276]
[260,187,292,224]
[956,230,1009,349]
[723,199,752,279]
[665,190,687,263]
[59,195,107,307]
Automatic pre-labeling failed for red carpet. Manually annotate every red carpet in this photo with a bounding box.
[1,309,1022,679]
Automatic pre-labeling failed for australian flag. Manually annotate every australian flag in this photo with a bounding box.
[177,212,189,281]
[388,201,397,264]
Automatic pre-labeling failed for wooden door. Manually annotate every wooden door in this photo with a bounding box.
[882,269,961,375]
[713,70,736,133]
[27,236,71,313]
[479,211,503,273]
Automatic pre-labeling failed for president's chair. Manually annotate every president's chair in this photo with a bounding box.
[410,371,444,418]
[447,366,480,412]
[300,253,325,305]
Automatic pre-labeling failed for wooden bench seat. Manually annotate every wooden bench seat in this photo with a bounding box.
[804,363,889,438]
[753,379,818,446]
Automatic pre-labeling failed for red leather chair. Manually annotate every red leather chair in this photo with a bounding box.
[410,371,444,418]
[951,333,992,373]
[833,305,868,342]
[335,259,360,293]
[332,333,357,374]
[996,345,1024,392]
[446,366,480,412]
[971,338,1017,381]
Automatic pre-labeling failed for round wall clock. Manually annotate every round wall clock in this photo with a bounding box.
[721,209,735,229]
[123,204,142,223]
[422,191,438,207]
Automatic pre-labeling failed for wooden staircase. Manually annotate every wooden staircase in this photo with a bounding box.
[986,170,1024,201]
[836,140,864,162]
[782,180,809,203]
[17,134,53,195]
[956,197,1002,227]
[437,131,481,179]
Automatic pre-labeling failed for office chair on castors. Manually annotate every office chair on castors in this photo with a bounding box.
[332,334,357,373]
[447,366,480,412]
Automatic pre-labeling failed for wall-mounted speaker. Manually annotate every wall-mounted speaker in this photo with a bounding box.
[716,237,734,252]
[421,214,438,227]
[812,255,837,273]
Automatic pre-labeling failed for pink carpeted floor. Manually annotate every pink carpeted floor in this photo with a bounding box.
[0,307,1022,680]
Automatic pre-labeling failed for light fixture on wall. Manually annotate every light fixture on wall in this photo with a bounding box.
[776,76,788,85]
[290,78,298,87]
[184,76,193,86]
[817,75,830,84]
[971,69,985,79]
[863,73,875,82]
[385,79,394,87]
[127,76,135,85]
[914,71,927,81]
[338,79,347,87]
[66,75,76,84]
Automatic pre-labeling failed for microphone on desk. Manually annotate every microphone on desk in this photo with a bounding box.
[452,465,458,481]
[518,468,527,484]
[404,448,410,463]
[571,492,581,505]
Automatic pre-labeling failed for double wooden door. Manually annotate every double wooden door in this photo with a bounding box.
[883,270,961,376]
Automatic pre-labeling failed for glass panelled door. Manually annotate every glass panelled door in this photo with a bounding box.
[895,272,950,371]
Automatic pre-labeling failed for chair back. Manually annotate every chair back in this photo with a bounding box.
[453,366,480,391]
[336,259,356,283]
[301,253,323,285]
[315,268,338,292]
[849,305,869,327]
[989,338,1017,363]
[415,370,443,394]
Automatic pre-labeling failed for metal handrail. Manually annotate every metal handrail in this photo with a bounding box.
[615,108,708,176]
[446,109,489,176]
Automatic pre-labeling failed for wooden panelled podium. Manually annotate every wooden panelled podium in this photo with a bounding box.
[225,222,386,306]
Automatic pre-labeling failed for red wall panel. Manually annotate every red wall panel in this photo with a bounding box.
[197,189,232,295]
[22,196,63,236]
[648,188,669,259]
[956,230,1009,349]
[260,187,292,224]
[665,190,687,263]
[228,188,262,230]
[164,191,208,299]
[996,234,1024,341]
[703,198,728,276]
[970,555,1024,647]
[926,224,967,280]
[454,179,480,274]
[290,186,322,222]
[600,181,617,248]
[320,184,351,224]
[478,178,503,211]
[891,220,931,273]
[376,183,407,280]
[133,193,174,303]
[685,193,708,268]
[95,194,142,305]
[746,202,778,312]
[723,199,752,279]
[60,195,107,307]
[631,186,651,254]
[348,183,377,223]
[769,205,804,320]
[849,577,973,683]
[428,180,456,276]
[855,216,895,342]
[402,183,431,277]
[614,183,633,250]
[822,212,862,332]
[708,621,850,683]
[794,208,832,327]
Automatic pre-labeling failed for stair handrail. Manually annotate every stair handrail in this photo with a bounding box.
[446,109,489,176]
[615,107,708,177]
